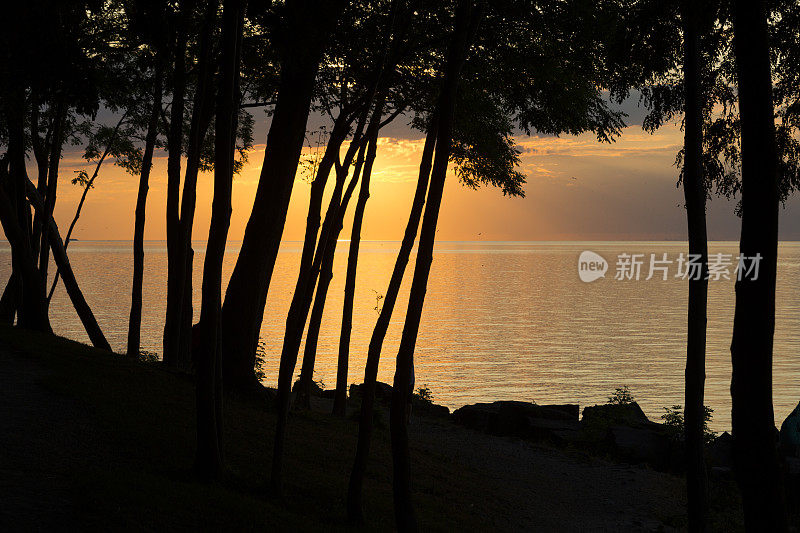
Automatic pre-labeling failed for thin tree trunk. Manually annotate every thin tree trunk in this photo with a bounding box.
[165,0,217,371]
[331,158,374,417]
[259,110,356,399]
[298,134,370,408]
[219,0,346,391]
[163,15,188,368]
[175,0,217,371]
[195,0,243,479]
[680,1,709,531]
[389,5,478,530]
[38,99,66,295]
[346,114,437,523]
[295,6,406,408]
[729,0,788,529]
[332,125,380,417]
[30,98,50,262]
[48,112,129,302]
[127,63,164,358]
[291,112,370,408]
[270,115,367,491]
[24,180,111,350]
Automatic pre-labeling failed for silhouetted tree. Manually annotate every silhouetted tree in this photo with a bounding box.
[680,1,710,529]
[219,0,348,393]
[126,0,170,358]
[194,0,245,479]
[163,0,219,370]
[389,4,480,528]
[729,0,789,528]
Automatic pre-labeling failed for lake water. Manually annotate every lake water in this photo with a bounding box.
[3,240,800,431]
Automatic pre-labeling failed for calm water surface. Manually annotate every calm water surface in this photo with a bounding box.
[3,240,799,431]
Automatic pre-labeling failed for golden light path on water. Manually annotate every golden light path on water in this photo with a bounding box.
[6,240,799,432]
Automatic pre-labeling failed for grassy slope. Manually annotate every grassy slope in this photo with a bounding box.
[0,325,509,531]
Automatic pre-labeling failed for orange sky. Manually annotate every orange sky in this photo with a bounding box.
[43,121,800,243]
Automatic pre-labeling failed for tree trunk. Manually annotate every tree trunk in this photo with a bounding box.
[680,2,709,531]
[23,180,111,350]
[195,0,243,480]
[48,113,129,302]
[127,62,164,358]
[272,110,359,404]
[163,15,188,368]
[270,118,365,491]
[332,122,382,417]
[30,97,50,263]
[297,133,370,409]
[0,157,50,333]
[346,114,438,523]
[389,5,478,530]
[3,92,49,332]
[164,0,217,371]
[729,0,789,529]
[219,0,346,391]
[38,99,66,297]
[0,272,19,325]
[290,110,369,409]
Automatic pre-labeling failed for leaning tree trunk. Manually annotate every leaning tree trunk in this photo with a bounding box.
[291,111,370,408]
[23,180,111,350]
[127,63,164,358]
[279,110,365,406]
[346,115,437,523]
[389,5,478,530]
[270,117,367,491]
[680,1,710,530]
[195,0,243,480]
[29,97,49,263]
[332,117,382,417]
[48,113,128,302]
[729,0,789,529]
[297,136,369,408]
[219,0,346,392]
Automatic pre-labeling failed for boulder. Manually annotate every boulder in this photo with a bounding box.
[452,401,580,442]
[452,403,496,430]
[581,402,654,429]
[348,382,450,418]
[349,381,394,403]
[291,378,324,397]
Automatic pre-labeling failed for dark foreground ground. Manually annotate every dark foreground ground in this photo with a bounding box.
[0,325,734,531]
